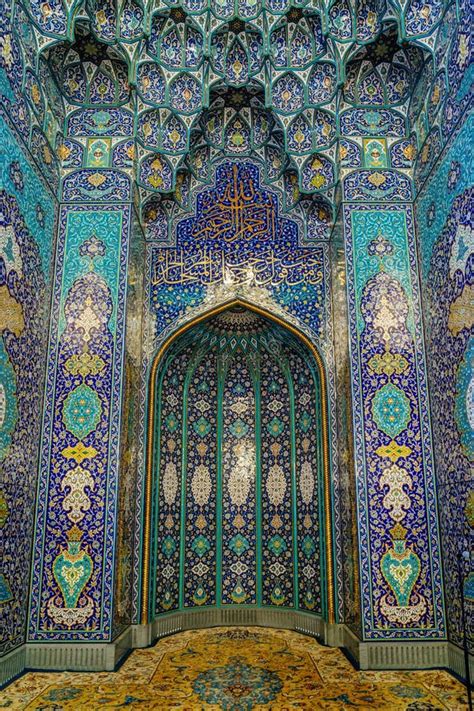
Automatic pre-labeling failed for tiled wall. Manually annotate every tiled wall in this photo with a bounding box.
[0,118,56,656]
[344,202,445,640]
[416,114,473,650]
[411,0,473,652]
[135,160,339,623]
[150,312,326,616]
[28,202,132,642]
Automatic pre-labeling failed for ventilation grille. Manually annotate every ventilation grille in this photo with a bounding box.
[364,642,447,670]
[0,646,25,686]
[153,608,325,640]
[26,644,114,671]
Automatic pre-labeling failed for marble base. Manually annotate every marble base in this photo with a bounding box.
[1,613,472,686]
[0,644,25,687]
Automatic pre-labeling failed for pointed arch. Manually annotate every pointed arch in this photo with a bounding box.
[141,298,335,625]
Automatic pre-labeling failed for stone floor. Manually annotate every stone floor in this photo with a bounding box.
[1,627,469,709]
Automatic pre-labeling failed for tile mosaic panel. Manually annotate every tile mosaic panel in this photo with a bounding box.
[137,159,339,624]
[289,348,323,615]
[416,114,473,650]
[344,203,446,640]
[260,352,294,608]
[221,353,257,606]
[111,222,145,637]
[149,314,326,617]
[28,204,131,641]
[153,346,190,615]
[184,353,218,608]
[0,0,468,664]
[1,6,63,194]
[0,119,56,656]
[331,236,361,635]
[148,162,327,341]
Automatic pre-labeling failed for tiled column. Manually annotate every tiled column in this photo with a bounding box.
[343,189,446,643]
[28,171,132,645]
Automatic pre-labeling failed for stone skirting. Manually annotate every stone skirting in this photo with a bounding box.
[2,615,472,687]
[448,642,474,681]
[0,645,25,688]
[150,607,327,642]
[0,627,132,686]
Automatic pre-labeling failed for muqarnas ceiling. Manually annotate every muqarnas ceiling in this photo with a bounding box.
[8,0,451,235]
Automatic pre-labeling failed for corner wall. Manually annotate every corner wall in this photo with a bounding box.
[0,117,57,669]
[415,115,473,654]
[411,0,473,660]
[1,0,62,679]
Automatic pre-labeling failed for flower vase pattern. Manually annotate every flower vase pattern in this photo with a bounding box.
[379,523,427,625]
[47,526,94,628]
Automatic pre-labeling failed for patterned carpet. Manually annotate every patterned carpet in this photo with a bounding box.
[1,627,468,709]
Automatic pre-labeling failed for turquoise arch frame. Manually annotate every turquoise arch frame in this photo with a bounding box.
[141,298,335,624]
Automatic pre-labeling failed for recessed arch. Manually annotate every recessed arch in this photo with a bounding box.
[141,297,334,625]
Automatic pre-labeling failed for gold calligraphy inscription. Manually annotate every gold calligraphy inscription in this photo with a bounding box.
[152,247,323,288]
[191,164,276,242]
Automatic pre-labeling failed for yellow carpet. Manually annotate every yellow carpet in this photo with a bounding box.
[1,627,468,709]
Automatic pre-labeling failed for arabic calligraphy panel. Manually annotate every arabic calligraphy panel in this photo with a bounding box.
[149,162,327,340]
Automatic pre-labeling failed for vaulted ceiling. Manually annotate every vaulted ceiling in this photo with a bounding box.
[6,0,455,233]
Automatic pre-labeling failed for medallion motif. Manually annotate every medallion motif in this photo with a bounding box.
[191,464,212,506]
[62,384,102,441]
[299,461,315,505]
[371,384,411,439]
[162,462,179,505]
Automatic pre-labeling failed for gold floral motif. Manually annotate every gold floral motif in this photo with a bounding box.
[271,514,283,529]
[195,514,207,530]
[0,489,9,528]
[339,145,348,160]
[87,172,107,187]
[465,490,474,529]
[402,143,416,161]
[368,172,386,187]
[42,145,53,165]
[457,33,469,68]
[447,284,473,336]
[0,34,13,69]
[57,143,71,161]
[375,440,412,462]
[368,351,409,376]
[64,351,106,378]
[61,442,98,464]
[421,143,430,163]
[0,285,25,337]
